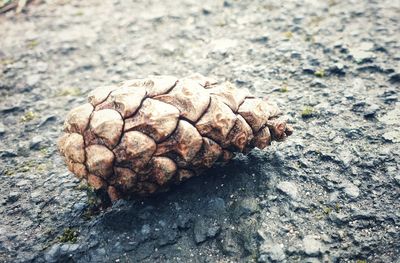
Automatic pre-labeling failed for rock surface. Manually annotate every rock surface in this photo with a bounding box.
[0,0,399,262]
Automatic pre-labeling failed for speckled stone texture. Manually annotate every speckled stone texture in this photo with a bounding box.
[58,74,292,200]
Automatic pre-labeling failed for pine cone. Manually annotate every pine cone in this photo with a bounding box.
[58,74,293,201]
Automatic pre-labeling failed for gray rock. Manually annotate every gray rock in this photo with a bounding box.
[177,214,191,229]
[302,67,316,75]
[7,191,20,203]
[277,181,299,201]
[91,248,106,262]
[350,42,376,64]
[251,34,269,44]
[352,50,376,63]
[379,109,400,125]
[394,173,400,185]
[26,74,41,87]
[302,235,324,256]
[37,115,57,128]
[60,243,79,254]
[138,205,155,220]
[337,149,353,168]
[329,212,348,225]
[112,241,124,254]
[383,130,400,143]
[259,241,286,262]
[237,197,259,216]
[73,202,86,212]
[352,78,366,92]
[206,197,226,216]
[0,150,17,158]
[383,94,397,104]
[342,182,360,199]
[193,218,220,244]
[17,142,29,156]
[44,244,61,263]
[0,122,5,135]
[310,79,327,88]
[16,179,30,187]
[303,258,322,263]
[363,104,380,118]
[210,39,238,54]
[290,51,301,59]
[29,136,44,150]
[328,191,339,204]
[158,227,178,246]
[36,62,48,73]
[328,63,346,76]
[30,190,43,203]
[158,43,176,56]
[140,224,151,240]
[389,72,400,83]
[218,231,241,256]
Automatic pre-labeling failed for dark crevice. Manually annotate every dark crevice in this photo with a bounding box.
[122,90,148,120]
[91,87,115,108]
[154,116,180,145]
[162,79,179,95]
[81,106,96,176]
[237,114,255,138]
[111,110,126,151]
[234,96,252,114]
[194,95,212,123]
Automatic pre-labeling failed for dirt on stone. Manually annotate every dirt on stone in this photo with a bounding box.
[0,0,399,262]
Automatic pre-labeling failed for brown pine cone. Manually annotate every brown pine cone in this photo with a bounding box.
[58,74,293,201]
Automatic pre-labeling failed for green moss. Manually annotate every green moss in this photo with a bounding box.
[56,87,82,97]
[39,147,50,156]
[335,203,341,212]
[284,31,293,39]
[305,35,315,43]
[27,40,39,49]
[58,228,78,243]
[323,207,332,215]
[14,160,46,174]
[75,183,102,220]
[315,213,325,220]
[356,260,367,263]
[328,0,338,7]
[14,160,36,173]
[36,163,47,172]
[75,182,94,192]
[20,111,37,122]
[250,253,258,262]
[301,106,315,118]
[0,58,14,65]
[279,86,288,93]
[4,169,14,176]
[314,69,325,78]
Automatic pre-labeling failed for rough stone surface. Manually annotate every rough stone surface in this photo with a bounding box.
[0,0,399,262]
[302,235,325,256]
[259,240,286,262]
[277,181,299,201]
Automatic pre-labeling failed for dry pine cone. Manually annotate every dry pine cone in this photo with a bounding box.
[58,74,293,201]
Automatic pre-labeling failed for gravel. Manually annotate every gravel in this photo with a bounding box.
[0,0,399,262]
